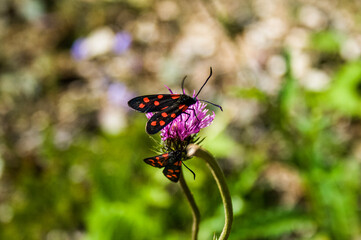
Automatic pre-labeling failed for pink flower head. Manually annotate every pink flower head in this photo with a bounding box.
[146,89,215,141]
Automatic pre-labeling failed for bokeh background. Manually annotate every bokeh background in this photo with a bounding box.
[1,0,361,239]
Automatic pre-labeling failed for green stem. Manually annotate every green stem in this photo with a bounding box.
[187,144,233,240]
[179,170,200,240]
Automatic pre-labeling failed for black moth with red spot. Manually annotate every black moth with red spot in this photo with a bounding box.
[128,67,222,134]
[144,151,183,182]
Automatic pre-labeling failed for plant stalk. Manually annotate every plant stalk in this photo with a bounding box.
[179,170,200,240]
[187,144,233,240]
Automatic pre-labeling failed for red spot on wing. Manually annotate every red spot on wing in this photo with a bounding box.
[139,103,145,108]
[162,153,169,158]
[160,120,165,126]
[161,106,168,110]
[154,101,160,106]
[180,105,188,111]
[171,113,176,118]
[161,112,168,117]
[158,95,163,99]
[143,97,150,103]
[156,157,160,160]
[171,95,180,99]
[151,121,157,126]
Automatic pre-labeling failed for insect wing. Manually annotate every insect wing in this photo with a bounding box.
[146,103,191,134]
[128,94,181,113]
[163,160,182,182]
[143,153,172,168]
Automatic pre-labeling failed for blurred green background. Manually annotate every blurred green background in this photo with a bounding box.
[1,0,361,239]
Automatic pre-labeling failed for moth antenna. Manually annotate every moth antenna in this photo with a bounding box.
[195,67,213,98]
[181,76,187,95]
[199,99,223,111]
[182,162,196,180]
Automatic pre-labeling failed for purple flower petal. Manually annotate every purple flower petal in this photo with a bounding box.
[71,38,87,60]
[108,82,134,108]
[165,85,174,94]
[113,31,132,55]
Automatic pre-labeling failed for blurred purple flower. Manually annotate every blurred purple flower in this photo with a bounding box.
[108,82,134,108]
[113,31,132,54]
[71,38,87,60]
[146,90,215,141]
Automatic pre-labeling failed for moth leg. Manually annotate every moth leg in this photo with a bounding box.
[180,112,191,131]
[183,112,191,124]
[188,108,199,122]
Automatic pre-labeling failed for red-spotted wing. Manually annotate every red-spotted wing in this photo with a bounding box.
[145,103,191,134]
[128,93,197,134]
[144,152,182,182]
[128,94,181,113]
[162,160,182,182]
[144,153,171,168]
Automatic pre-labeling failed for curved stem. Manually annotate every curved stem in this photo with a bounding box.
[187,144,233,240]
[179,170,200,240]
